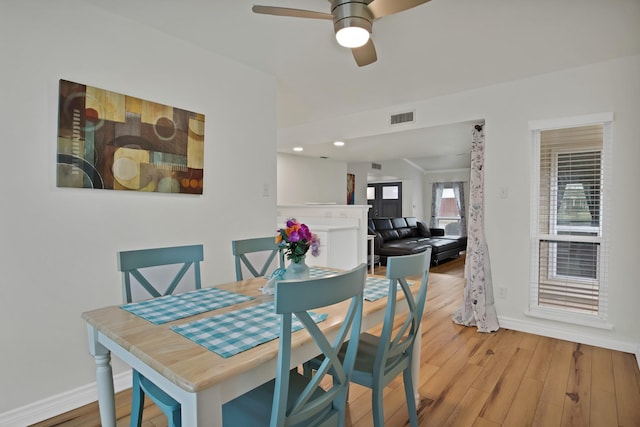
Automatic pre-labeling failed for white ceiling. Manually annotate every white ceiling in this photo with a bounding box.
[86,0,640,170]
[298,120,476,170]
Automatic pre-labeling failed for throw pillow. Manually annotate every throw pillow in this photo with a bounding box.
[417,221,431,238]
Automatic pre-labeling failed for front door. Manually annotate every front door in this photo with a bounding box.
[367,182,403,219]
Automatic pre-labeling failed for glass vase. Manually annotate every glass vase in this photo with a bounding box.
[282,256,310,280]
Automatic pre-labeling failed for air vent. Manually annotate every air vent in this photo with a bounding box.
[390,110,415,126]
[371,162,382,170]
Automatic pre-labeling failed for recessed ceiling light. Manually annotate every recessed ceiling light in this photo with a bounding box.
[293,147,304,152]
[333,141,345,147]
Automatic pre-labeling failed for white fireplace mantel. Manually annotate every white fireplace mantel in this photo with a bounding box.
[277,204,370,270]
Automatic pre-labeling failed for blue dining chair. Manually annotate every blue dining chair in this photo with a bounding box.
[352,249,431,427]
[232,236,284,280]
[222,263,367,427]
[303,249,431,427]
[118,244,204,427]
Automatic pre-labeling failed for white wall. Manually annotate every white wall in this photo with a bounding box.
[0,0,277,419]
[371,159,426,220]
[277,153,347,204]
[281,55,640,353]
[347,160,426,220]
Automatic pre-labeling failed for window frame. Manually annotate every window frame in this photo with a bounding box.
[433,184,462,229]
[528,113,613,329]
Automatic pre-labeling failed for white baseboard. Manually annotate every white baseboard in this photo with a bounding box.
[0,371,131,427]
[498,315,640,371]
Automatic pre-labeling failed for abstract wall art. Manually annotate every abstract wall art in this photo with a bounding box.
[57,79,205,194]
[347,173,355,204]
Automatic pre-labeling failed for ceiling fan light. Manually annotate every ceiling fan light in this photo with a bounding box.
[336,26,369,48]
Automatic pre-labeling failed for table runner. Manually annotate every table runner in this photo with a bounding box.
[121,287,253,325]
[171,301,327,358]
[308,267,413,302]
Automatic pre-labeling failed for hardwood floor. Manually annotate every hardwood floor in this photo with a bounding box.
[33,256,640,426]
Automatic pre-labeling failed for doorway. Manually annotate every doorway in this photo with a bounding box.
[367,182,402,219]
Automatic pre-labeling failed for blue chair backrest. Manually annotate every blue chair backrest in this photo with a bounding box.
[272,263,367,426]
[376,249,431,374]
[118,244,204,303]
[232,237,284,280]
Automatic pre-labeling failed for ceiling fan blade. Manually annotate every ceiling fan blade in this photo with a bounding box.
[352,38,377,67]
[367,0,431,19]
[252,5,333,20]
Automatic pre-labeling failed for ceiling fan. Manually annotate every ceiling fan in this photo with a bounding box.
[252,0,431,67]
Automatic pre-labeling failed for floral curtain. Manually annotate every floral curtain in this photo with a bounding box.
[430,182,445,228]
[452,124,500,333]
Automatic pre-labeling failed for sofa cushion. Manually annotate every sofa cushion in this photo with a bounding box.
[425,238,461,253]
[372,218,393,231]
[373,218,400,242]
[391,217,408,229]
[440,235,468,249]
[396,227,414,240]
[405,217,418,227]
[379,240,431,256]
[379,229,400,242]
[417,221,431,238]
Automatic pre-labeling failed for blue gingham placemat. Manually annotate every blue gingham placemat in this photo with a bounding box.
[171,302,327,358]
[121,287,253,325]
[308,267,413,302]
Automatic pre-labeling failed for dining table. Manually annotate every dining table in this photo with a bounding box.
[82,267,423,426]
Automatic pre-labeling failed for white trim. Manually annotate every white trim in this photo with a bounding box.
[498,315,635,353]
[402,158,426,174]
[636,344,640,372]
[528,112,614,130]
[423,167,471,174]
[0,371,132,427]
[525,308,613,330]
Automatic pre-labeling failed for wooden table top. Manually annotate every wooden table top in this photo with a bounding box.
[82,274,408,394]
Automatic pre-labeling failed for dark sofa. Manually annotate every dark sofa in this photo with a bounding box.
[369,217,467,265]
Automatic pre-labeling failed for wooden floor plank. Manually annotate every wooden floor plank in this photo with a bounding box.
[478,346,535,424]
[441,386,491,427]
[590,387,619,427]
[501,376,543,427]
[590,345,619,426]
[560,343,592,426]
[420,360,484,425]
[612,351,640,427]
[531,400,564,427]
[524,335,555,382]
[591,345,616,393]
[539,339,575,405]
[471,329,522,394]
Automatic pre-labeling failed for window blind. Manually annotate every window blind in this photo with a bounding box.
[534,123,609,316]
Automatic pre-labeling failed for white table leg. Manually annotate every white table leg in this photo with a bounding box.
[180,386,223,426]
[87,325,116,427]
[368,236,375,274]
[95,353,116,426]
[412,322,422,405]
